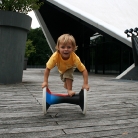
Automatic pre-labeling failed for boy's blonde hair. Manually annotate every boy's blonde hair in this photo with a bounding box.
[55,34,78,51]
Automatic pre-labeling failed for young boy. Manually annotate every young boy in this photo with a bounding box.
[42,34,89,97]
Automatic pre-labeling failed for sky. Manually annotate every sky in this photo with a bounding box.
[28,11,40,29]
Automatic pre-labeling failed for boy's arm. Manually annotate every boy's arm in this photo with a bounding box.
[82,69,89,91]
[42,67,50,88]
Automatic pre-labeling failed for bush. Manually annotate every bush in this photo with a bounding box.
[25,39,36,58]
[0,0,43,14]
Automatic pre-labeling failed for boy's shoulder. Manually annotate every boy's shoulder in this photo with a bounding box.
[71,52,80,59]
[51,51,59,58]
[71,52,77,56]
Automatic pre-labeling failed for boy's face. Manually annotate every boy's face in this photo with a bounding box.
[58,41,74,60]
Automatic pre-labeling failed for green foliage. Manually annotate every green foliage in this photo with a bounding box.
[25,39,36,58]
[0,0,44,14]
[27,28,52,65]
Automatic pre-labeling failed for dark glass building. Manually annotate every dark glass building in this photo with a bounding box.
[35,0,134,76]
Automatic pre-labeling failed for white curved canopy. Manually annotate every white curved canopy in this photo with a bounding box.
[46,0,138,47]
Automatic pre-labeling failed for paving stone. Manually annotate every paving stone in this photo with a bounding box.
[0,69,138,137]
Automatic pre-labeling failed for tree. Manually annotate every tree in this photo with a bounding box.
[27,28,52,66]
[0,0,43,14]
[25,39,36,58]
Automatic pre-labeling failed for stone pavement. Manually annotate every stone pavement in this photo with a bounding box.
[0,69,138,138]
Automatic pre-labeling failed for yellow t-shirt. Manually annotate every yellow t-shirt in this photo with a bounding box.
[46,51,85,74]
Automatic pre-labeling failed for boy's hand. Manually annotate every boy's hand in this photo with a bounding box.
[82,84,89,91]
[42,81,48,88]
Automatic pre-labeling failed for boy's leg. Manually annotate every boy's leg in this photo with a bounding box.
[65,78,75,96]
[60,68,75,96]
